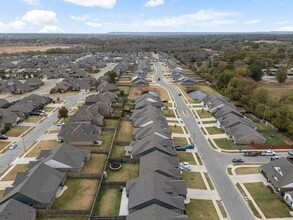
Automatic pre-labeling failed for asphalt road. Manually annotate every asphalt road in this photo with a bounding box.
[154,62,255,220]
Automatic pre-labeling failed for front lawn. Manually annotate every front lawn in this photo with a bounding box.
[52,179,99,210]
[163,109,175,117]
[186,199,220,220]
[94,188,122,216]
[81,154,107,174]
[196,110,213,119]
[43,106,56,112]
[177,152,196,165]
[235,166,260,175]
[263,133,286,145]
[6,126,32,137]
[173,137,188,145]
[0,190,4,199]
[244,182,292,218]
[115,121,133,143]
[2,164,28,181]
[181,171,207,189]
[169,125,184,134]
[213,138,253,150]
[26,140,60,157]
[25,116,42,123]
[0,142,10,152]
[205,127,223,135]
[106,163,139,182]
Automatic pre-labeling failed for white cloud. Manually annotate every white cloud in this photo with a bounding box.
[145,0,164,7]
[278,26,293,31]
[64,0,116,8]
[21,0,40,5]
[22,10,57,25]
[70,15,89,21]
[243,19,260,25]
[143,9,237,27]
[85,21,102,27]
[39,25,64,33]
[0,20,26,32]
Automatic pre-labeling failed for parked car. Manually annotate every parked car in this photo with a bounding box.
[243,151,259,157]
[179,162,191,171]
[232,158,244,163]
[178,93,182,96]
[56,122,65,126]
[185,144,195,149]
[175,145,186,151]
[9,143,17,150]
[288,150,293,156]
[0,135,8,140]
[30,111,41,116]
[260,150,276,156]
[271,156,280,161]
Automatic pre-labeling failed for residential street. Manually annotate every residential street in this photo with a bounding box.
[154,62,255,220]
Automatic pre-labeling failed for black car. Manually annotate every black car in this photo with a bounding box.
[232,158,244,163]
[0,135,8,140]
[175,145,186,151]
[30,111,41,116]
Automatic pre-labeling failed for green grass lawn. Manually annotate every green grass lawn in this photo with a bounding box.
[94,188,122,216]
[213,138,253,150]
[110,145,126,158]
[177,152,196,165]
[235,166,260,175]
[115,121,133,143]
[163,109,175,117]
[2,164,28,181]
[204,172,214,190]
[216,200,227,218]
[25,116,42,123]
[202,120,217,124]
[256,123,272,131]
[6,126,32,137]
[205,127,224,135]
[43,106,56,112]
[100,131,115,150]
[0,142,10,153]
[52,179,99,210]
[195,152,203,165]
[201,128,207,135]
[81,154,107,174]
[208,139,217,149]
[0,190,4,199]
[244,182,292,218]
[169,125,184,134]
[26,140,60,157]
[263,133,286,145]
[181,172,207,189]
[173,137,189,145]
[106,163,139,182]
[186,199,220,220]
[104,119,118,129]
[196,110,213,118]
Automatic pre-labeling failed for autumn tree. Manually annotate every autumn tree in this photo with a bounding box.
[58,106,69,121]
[276,67,288,84]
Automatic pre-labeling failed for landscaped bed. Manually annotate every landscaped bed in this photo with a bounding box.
[177,152,196,165]
[52,178,99,210]
[1,164,28,181]
[185,199,220,220]
[115,120,133,143]
[205,127,224,135]
[6,126,32,137]
[94,188,122,216]
[181,171,207,189]
[106,163,139,182]
[81,154,107,174]
[26,140,60,157]
[244,182,292,218]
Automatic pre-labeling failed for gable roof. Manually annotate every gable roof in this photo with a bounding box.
[226,123,265,142]
[0,199,36,220]
[218,112,256,129]
[131,105,163,120]
[133,122,171,140]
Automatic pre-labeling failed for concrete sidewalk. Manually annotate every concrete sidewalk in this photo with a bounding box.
[119,187,129,216]
[187,189,221,200]
[0,181,14,190]
[11,157,36,165]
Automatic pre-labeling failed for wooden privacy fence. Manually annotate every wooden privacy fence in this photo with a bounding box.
[108,158,139,163]
[252,143,293,150]
[37,209,90,215]
[90,216,127,220]
[67,173,103,179]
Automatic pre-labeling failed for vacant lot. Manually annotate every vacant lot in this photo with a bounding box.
[0,45,70,53]
[181,172,206,189]
[94,188,122,216]
[259,80,293,100]
[81,154,107,174]
[115,121,133,143]
[235,166,260,175]
[245,182,292,218]
[2,164,28,181]
[6,126,32,137]
[205,127,223,135]
[53,179,99,210]
[106,163,139,182]
[177,152,196,165]
[26,140,60,157]
[186,199,220,220]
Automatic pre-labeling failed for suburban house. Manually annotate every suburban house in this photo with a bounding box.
[85,92,117,106]
[50,82,72,94]
[133,113,168,128]
[133,122,171,140]
[79,102,113,116]
[58,122,102,145]
[0,98,10,108]
[0,199,36,220]
[217,113,256,130]
[0,163,66,209]
[8,102,37,117]
[97,81,118,93]
[69,106,104,127]
[261,158,293,193]
[0,108,22,130]
[135,93,162,109]
[24,77,44,90]
[29,143,90,173]
[202,94,235,113]
[131,105,163,120]
[284,191,293,210]
[18,94,52,109]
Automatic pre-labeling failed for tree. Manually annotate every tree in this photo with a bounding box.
[214,70,235,91]
[275,67,288,84]
[106,70,117,84]
[249,64,263,81]
[58,106,69,121]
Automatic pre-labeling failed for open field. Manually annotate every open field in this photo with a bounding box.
[6,126,32,137]
[244,182,292,218]
[106,163,139,182]
[94,188,122,216]
[259,80,293,100]
[1,164,28,181]
[186,199,220,220]
[0,45,71,54]
[26,140,60,157]
[181,171,206,189]
[52,179,99,210]
[81,154,107,174]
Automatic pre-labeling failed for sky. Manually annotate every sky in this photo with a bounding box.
[0,0,293,33]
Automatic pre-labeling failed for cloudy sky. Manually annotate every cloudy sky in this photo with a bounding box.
[0,0,292,33]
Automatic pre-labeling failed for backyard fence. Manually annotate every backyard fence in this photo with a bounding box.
[37,209,90,215]
[67,173,103,179]
[90,217,127,220]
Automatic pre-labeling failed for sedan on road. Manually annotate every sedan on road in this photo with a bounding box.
[288,150,293,156]
[232,158,244,163]
[9,143,17,150]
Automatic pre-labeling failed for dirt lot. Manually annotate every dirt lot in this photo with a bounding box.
[0,45,70,54]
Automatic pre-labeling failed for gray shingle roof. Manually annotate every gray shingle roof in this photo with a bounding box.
[0,199,36,220]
